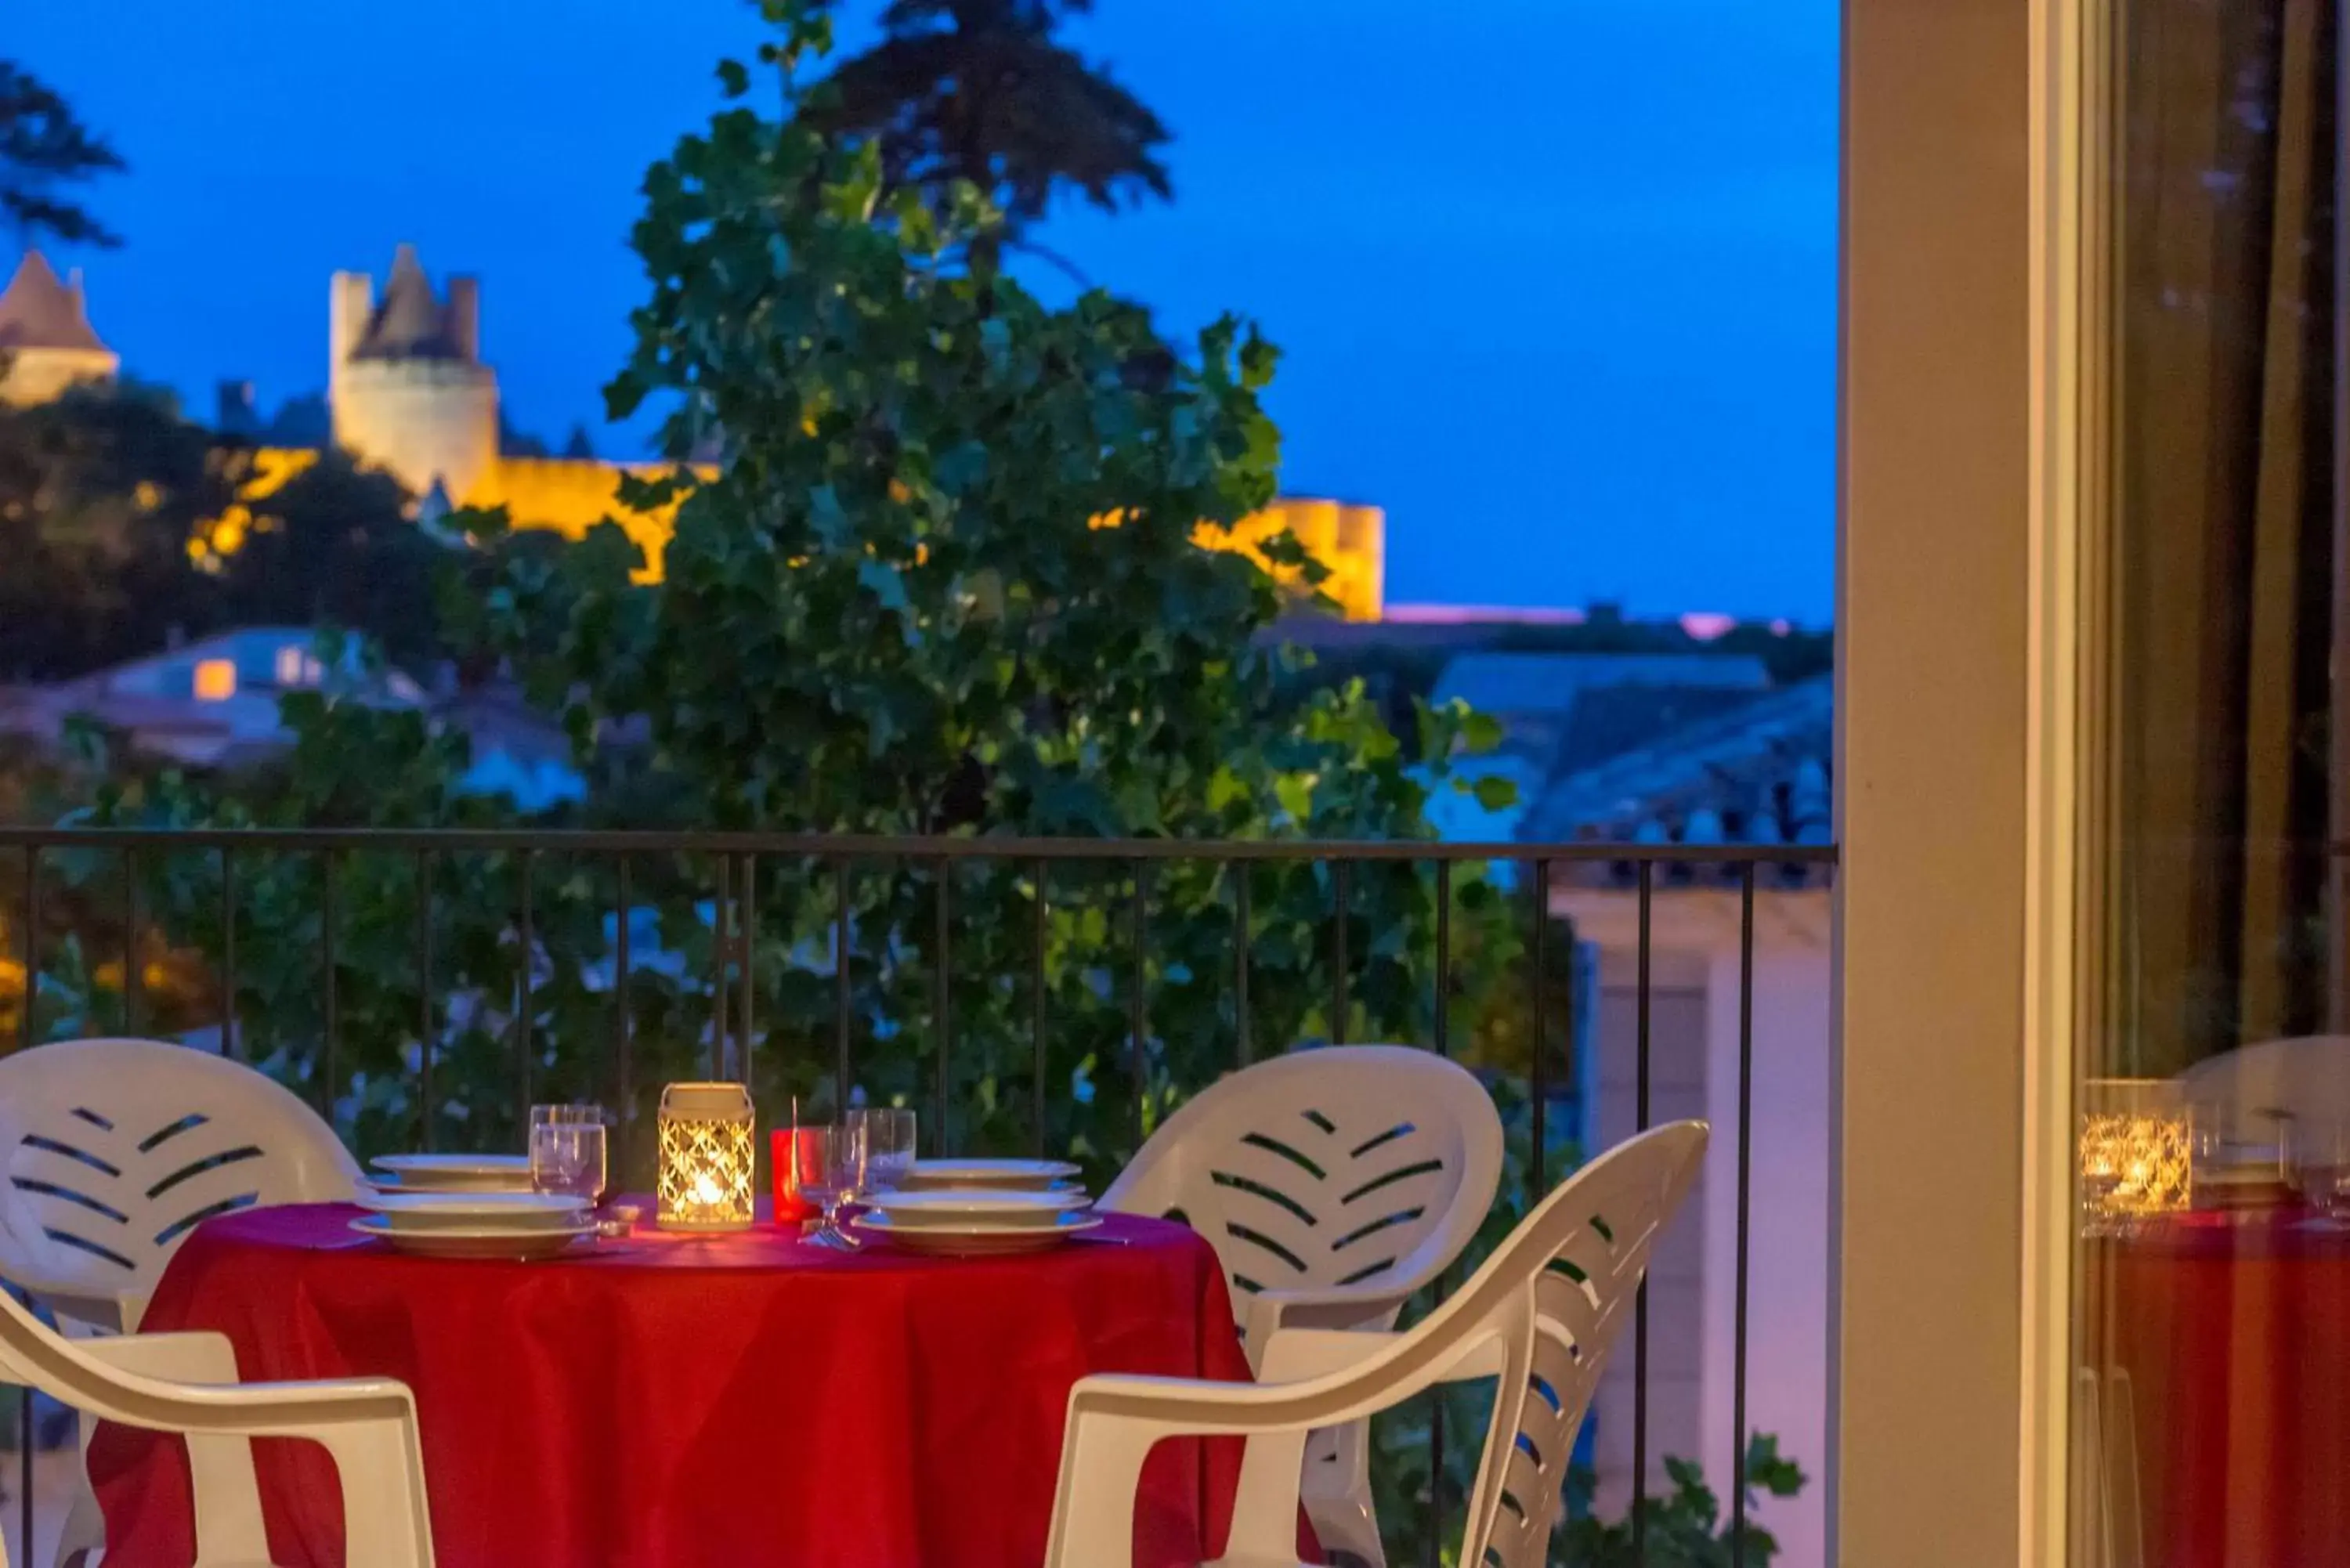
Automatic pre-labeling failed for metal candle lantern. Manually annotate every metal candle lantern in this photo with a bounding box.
[656,1082,756,1232]
[2078,1078,2191,1227]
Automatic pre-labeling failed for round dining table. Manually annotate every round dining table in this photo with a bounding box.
[2091,1208,2350,1568]
[89,1201,1288,1568]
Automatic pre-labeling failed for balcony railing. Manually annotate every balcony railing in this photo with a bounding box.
[0,827,1836,1568]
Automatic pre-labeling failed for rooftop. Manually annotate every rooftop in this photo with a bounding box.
[1432,651,1771,720]
[350,245,472,363]
[0,251,106,353]
[1523,673,1833,859]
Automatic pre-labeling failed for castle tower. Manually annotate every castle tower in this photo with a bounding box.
[0,251,119,405]
[328,244,498,500]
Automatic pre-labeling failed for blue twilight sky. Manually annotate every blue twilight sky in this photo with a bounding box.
[12,1,1838,621]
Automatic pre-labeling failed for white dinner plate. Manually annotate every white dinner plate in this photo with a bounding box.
[898,1158,1082,1191]
[349,1214,593,1260]
[354,1191,588,1230]
[866,1187,1090,1230]
[850,1210,1101,1255]
[369,1154,535,1192]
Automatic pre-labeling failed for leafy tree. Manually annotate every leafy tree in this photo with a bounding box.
[218,452,446,669]
[48,9,1806,1559]
[0,60,125,247]
[801,0,1170,262]
[0,382,236,677]
[406,0,1502,1163]
[0,388,446,680]
[1559,1436,1807,1568]
[70,0,1517,1186]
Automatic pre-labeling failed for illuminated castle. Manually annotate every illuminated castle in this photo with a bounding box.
[329,244,500,501]
[300,244,685,573]
[1,246,1384,617]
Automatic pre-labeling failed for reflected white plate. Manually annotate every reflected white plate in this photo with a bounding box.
[899,1158,1082,1191]
[355,1191,588,1230]
[349,1214,593,1259]
[851,1210,1100,1255]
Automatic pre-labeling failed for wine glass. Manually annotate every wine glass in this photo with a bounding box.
[772,1125,830,1225]
[793,1125,861,1250]
[529,1104,609,1205]
[2294,1118,2350,1227]
[847,1107,918,1198]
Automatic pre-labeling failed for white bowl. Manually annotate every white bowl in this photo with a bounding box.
[866,1187,1089,1230]
[898,1158,1082,1192]
[349,1215,591,1260]
[369,1154,534,1193]
[355,1191,589,1230]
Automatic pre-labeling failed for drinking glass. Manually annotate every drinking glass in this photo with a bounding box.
[847,1106,918,1198]
[796,1125,863,1248]
[530,1104,609,1204]
[2294,1119,2350,1226]
[772,1125,830,1225]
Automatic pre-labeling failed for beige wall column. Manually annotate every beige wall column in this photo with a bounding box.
[1838,0,2064,1564]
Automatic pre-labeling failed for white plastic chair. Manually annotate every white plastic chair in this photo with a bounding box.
[1045,1120,1707,1568]
[2073,1368,2145,1568]
[0,1038,360,1566]
[0,1039,360,1333]
[0,1282,434,1568]
[1101,1046,1504,1567]
[2176,1035,2350,1145]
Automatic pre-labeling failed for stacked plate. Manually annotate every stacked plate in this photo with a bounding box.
[352,1189,594,1260]
[895,1158,1081,1194]
[851,1182,1098,1255]
[367,1154,536,1194]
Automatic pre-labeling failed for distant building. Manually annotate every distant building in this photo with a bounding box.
[0,244,1386,617]
[1524,673,1833,854]
[0,252,118,405]
[1414,651,1779,847]
[0,627,587,812]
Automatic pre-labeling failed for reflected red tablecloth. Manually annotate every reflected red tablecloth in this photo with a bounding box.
[91,1201,1289,1568]
[2095,1209,2350,1568]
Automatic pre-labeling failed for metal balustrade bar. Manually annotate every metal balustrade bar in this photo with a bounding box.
[0,826,1833,1565]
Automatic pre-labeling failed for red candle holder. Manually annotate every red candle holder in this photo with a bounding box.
[771,1127,825,1225]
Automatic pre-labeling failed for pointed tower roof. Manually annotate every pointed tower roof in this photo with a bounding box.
[0,251,107,352]
[351,244,465,361]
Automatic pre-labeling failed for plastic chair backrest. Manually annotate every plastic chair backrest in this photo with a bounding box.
[0,1039,359,1310]
[1443,1121,1706,1568]
[2177,1035,2350,1143]
[1102,1046,1504,1309]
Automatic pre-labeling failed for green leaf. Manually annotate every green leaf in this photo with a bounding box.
[1238,327,1280,391]
[856,558,909,613]
[934,440,988,497]
[715,59,750,98]
[1273,772,1314,824]
[808,484,851,546]
[1471,774,1518,811]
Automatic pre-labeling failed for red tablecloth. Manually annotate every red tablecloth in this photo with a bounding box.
[92,1202,1296,1568]
[2094,1210,2350,1568]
